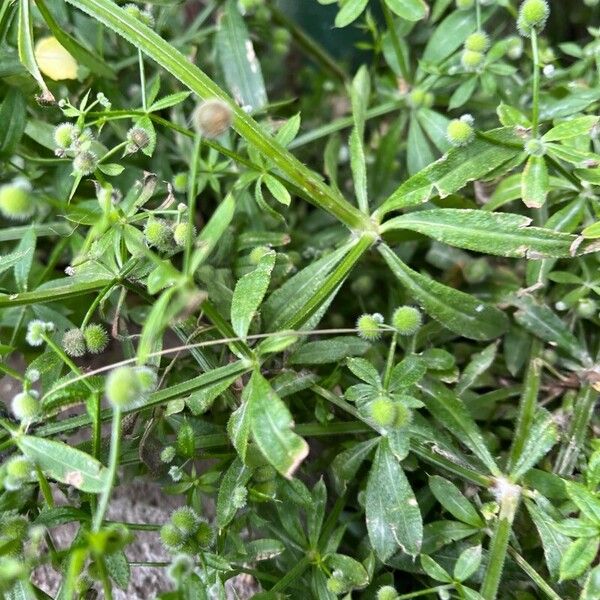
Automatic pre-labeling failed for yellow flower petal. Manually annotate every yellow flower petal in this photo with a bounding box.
[34,36,78,81]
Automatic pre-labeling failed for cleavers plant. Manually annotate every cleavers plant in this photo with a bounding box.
[0,0,599,598]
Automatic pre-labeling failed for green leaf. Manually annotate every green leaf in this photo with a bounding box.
[581,565,600,600]
[378,128,521,215]
[104,551,130,590]
[0,87,26,157]
[509,409,558,481]
[190,193,236,272]
[380,244,508,341]
[423,7,482,63]
[385,0,428,21]
[327,554,369,587]
[420,554,452,582]
[521,155,549,209]
[407,115,436,176]
[419,378,499,475]
[261,237,368,331]
[149,91,191,112]
[454,545,482,582]
[17,435,109,493]
[231,249,276,339]
[350,127,368,211]
[560,537,599,581]
[17,0,53,101]
[248,370,309,478]
[566,482,600,526]
[525,498,571,580]
[417,108,452,154]
[456,342,497,395]
[215,0,267,110]
[540,88,600,120]
[389,355,426,391]
[347,357,381,386]
[366,437,422,560]
[263,174,291,206]
[0,247,33,278]
[331,438,379,493]
[227,386,252,462]
[335,0,369,28]
[186,371,241,415]
[542,116,600,142]
[512,295,591,366]
[383,209,576,258]
[216,458,252,528]
[429,476,483,528]
[289,336,370,364]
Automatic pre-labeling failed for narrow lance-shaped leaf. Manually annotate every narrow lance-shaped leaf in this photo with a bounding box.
[521,155,549,209]
[512,295,592,366]
[0,87,26,157]
[190,193,235,272]
[429,475,484,528]
[509,409,558,481]
[17,435,110,493]
[335,0,369,28]
[383,209,578,258]
[385,0,428,21]
[419,377,500,475]
[379,244,508,341]
[215,0,267,111]
[456,342,497,396]
[377,128,521,216]
[542,115,599,142]
[366,437,423,560]
[17,0,53,101]
[231,249,276,339]
[248,370,309,478]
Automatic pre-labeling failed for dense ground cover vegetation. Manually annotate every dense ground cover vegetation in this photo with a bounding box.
[0,0,599,597]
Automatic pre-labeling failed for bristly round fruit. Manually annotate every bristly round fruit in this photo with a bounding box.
[160,523,184,550]
[126,127,150,153]
[194,519,216,549]
[525,138,546,157]
[84,324,109,354]
[105,366,142,409]
[62,328,86,357]
[172,172,188,193]
[392,306,423,335]
[446,115,475,147]
[73,150,98,176]
[326,573,347,595]
[160,446,176,464]
[465,32,490,53]
[356,313,384,341]
[144,218,174,252]
[377,586,400,600]
[26,320,54,346]
[370,396,397,428]
[170,507,199,536]
[173,222,195,247]
[517,0,550,36]
[193,100,233,138]
[461,49,485,71]
[11,391,40,423]
[6,456,34,480]
[0,181,34,221]
[54,123,78,150]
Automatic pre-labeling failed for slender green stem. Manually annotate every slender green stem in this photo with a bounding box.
[383,332,398,389]
[81,281,114,329]
[184,134,202,277]
[93,406,122,532]
[397,586,453,600]
[99,140,127,164]
[531,29,541,135]
[506,339,542,474]
[381,0,411,83]
[138,48,146,111]
[0,362,25,381]
[476,0,482,30]
[480,480,521,600]
[268,555,311,593]
[554,386,598,476]
[507,547,563,600]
